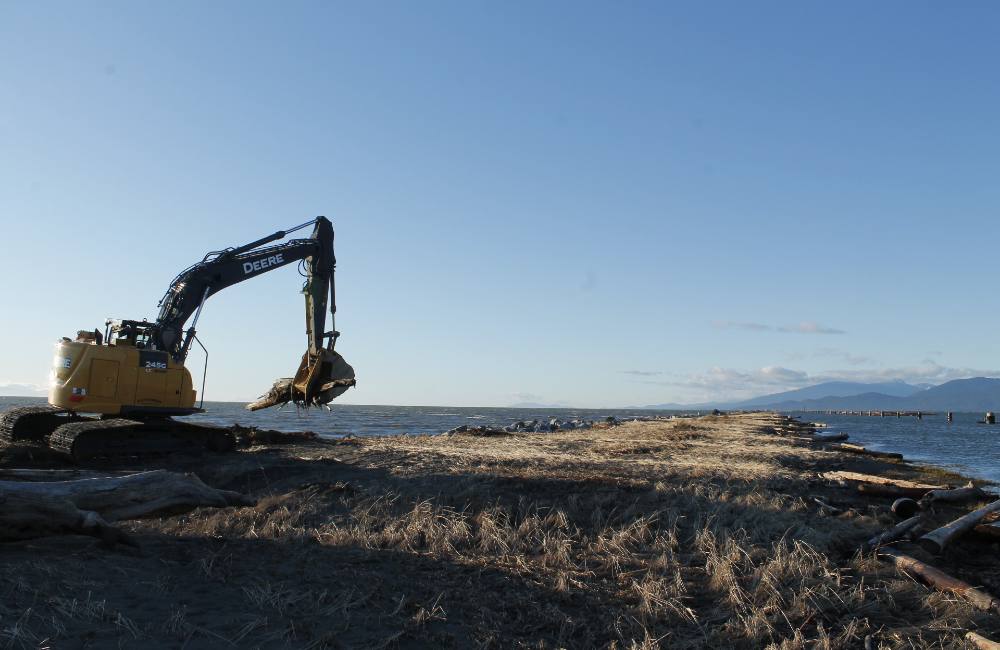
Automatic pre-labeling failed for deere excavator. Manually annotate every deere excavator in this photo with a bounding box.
[0,216,356,461]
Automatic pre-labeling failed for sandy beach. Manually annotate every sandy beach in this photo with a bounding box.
[1,413,998,648]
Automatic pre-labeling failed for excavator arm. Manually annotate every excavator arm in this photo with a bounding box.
[152,217,355,408]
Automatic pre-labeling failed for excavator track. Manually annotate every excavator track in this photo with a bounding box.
[0,405,73,444]
[49,417,236,463]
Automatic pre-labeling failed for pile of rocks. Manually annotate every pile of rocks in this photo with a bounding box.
[444,414,683,436]
[504,418,598,433]
[442,424,510,437]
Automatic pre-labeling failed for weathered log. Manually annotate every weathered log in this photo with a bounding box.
[247,376,358,411]
[967,632,1000,650]
[919,499,1000,554]
[864,515,923,551]
[0,470,255,522]
[247,377,298,411]
[247,351,356,411]
[0,468,135,482]
[973,522,1000,541]
[857,483,934,499]
[828,443,903,461]
[892,498,921,518]
[776,423,816,435]
[0,492,134,546]
[813,432,849,442]
[919,481,987,505]
[822,471,942,498]
[821,471,942,490]
[880,547,1000,614]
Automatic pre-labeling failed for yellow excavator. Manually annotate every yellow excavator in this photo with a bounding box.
[0,217,356,461]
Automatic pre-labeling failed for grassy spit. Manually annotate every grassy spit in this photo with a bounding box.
[1,413,999,648]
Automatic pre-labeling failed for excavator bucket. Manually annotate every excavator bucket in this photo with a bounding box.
[292,348,356,405]
[246,349,356,411]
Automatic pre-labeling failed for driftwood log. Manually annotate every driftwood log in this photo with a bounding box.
[247,351,356,411]
[919,481,987,505]
[813,432,849,443]
[880,547,1000,614]
[974,522,1000,541]
[892,498,921,518]
[857,483,933,499]
[247,376,358,411]
[776,424,816,435]
[919,499,1000,555]
[0,492,135,546]
[828,443,903,461]
[0,468,135,482]
[821,471,941,489]
[0,470,255,543]
[864,515,923,551]
[821,471,943,499]
[967,632,1000,650]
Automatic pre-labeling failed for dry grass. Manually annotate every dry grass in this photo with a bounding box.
[2,413,999,648]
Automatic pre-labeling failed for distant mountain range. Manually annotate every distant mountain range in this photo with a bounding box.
[0,383,47,397]
[763,377,1000,412]
[644,378,1000,412]
[730,380,925,408]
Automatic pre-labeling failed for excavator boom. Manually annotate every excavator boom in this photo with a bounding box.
[155,218,335,359]
[153,216,355,408]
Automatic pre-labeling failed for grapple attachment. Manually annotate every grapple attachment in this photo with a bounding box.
[293,348,356,405]
[246,349,356,411]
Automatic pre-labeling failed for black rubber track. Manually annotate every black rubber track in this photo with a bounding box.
[48,418,236,462]
[0,405,68,444]
[48,418,143,462]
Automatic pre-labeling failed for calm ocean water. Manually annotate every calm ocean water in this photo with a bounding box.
[793,411,1000,485]
[2,396,997,484]
[0,396,686,438]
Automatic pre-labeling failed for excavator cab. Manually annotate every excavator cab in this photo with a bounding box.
[49,319,199,417]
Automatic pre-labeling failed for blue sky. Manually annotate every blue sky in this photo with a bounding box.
[3,2,1000,406]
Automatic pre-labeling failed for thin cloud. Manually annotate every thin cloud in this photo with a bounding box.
[815,348,872,366]
[666,366,811,395]
[815,362,1000,385]
[510,392,544,403]
[776,321,846,335]
[714,320,846,335]
[712,320,772,331]
[620,370,664,377]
